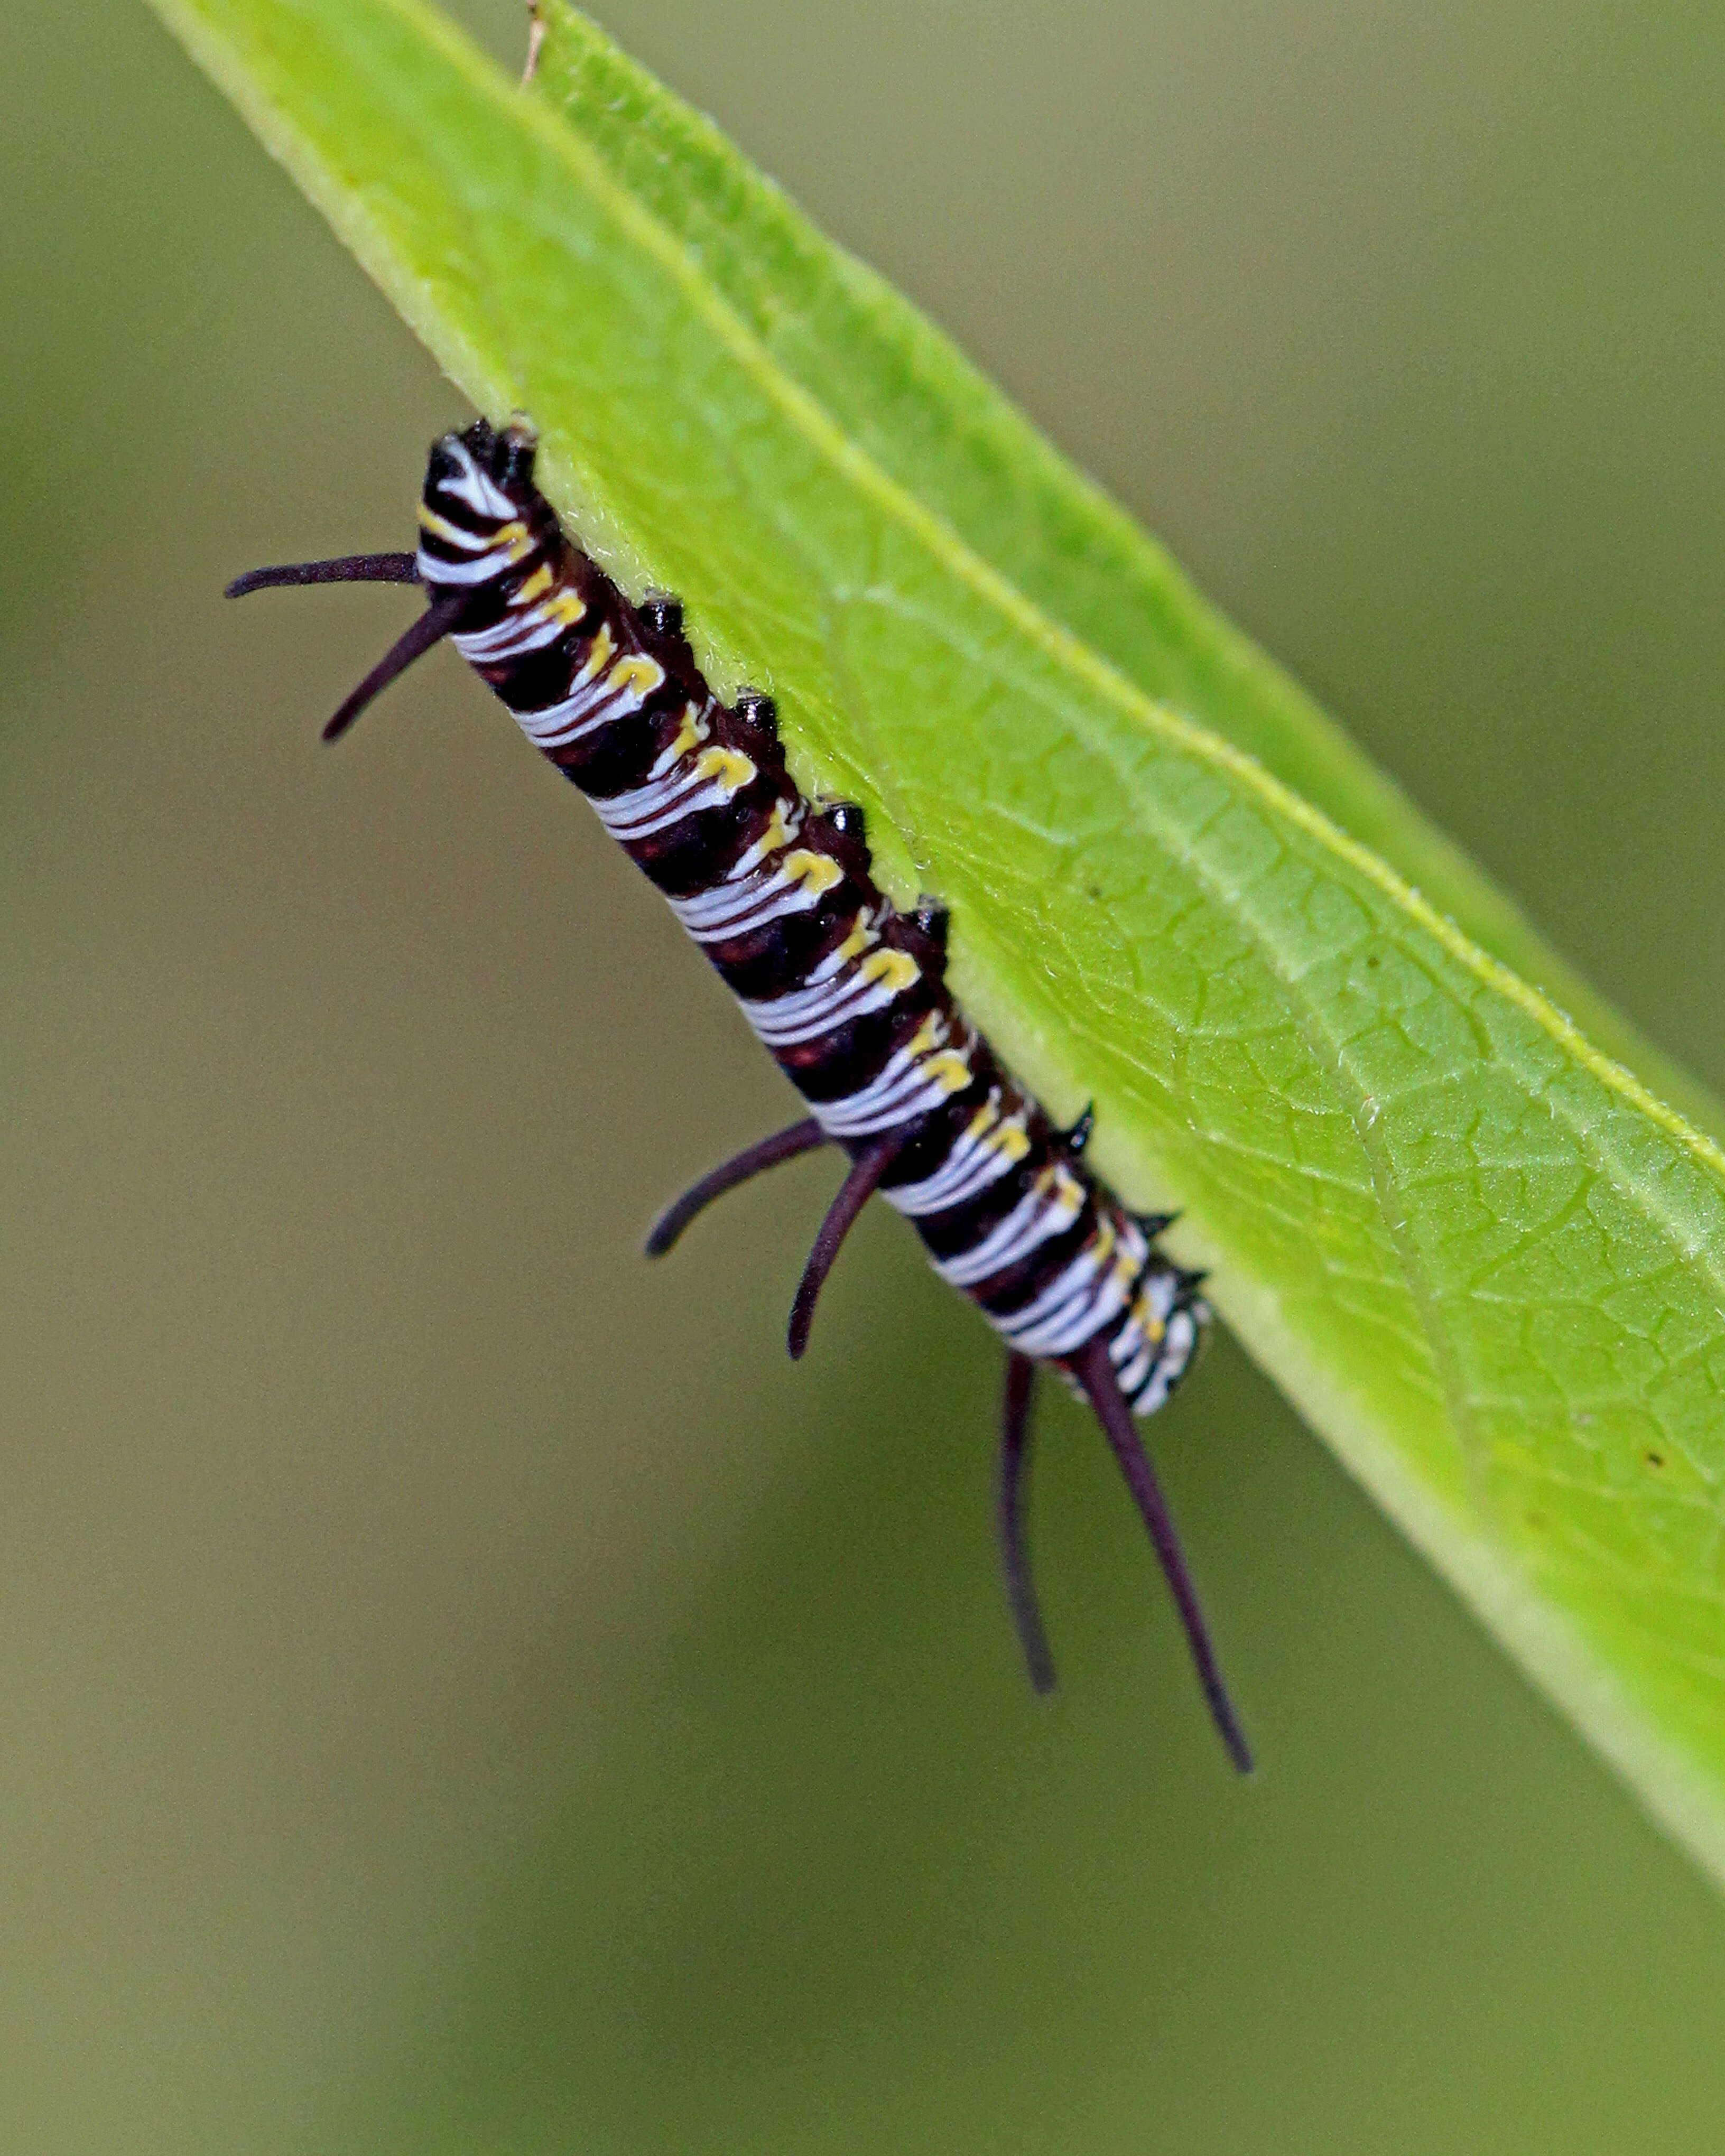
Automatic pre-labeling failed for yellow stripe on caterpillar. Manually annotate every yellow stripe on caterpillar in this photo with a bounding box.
[649,703,711,781]
[919,1051,973,1095]
[859,948,921,996]
[418,504,526,552]
[575,622,615,684]
[962,1100,1000,1143]
[1135,1294,1167,1348]
[609,654,665,699]
[1033,1163,1087,1212]
[834,914,878,964]
[782,849,844,896]
[667,703,709,760]
[755,802,799,859]
[695,747,757,796]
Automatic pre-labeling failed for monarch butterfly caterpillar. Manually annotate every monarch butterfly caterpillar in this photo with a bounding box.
[229,414,1250,1772]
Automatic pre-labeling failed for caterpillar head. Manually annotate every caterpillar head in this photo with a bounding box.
[416,414,555,598]
[426,413,537,507]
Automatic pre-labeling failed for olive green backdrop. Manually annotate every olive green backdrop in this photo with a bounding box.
[6,3,1725,2150]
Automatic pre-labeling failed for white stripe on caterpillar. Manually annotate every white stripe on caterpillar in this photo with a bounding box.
[933,1167,1086,1289]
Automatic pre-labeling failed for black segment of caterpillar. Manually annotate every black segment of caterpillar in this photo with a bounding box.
[228,413,1249,1772]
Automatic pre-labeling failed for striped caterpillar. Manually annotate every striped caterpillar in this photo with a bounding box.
[229,414,1249,1770]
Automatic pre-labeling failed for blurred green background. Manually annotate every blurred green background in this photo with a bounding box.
[6,2,1725,2149]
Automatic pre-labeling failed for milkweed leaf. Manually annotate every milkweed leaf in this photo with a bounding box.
[145,0,1725,1882]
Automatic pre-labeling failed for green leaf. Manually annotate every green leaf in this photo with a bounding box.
[147,0,1725,1880]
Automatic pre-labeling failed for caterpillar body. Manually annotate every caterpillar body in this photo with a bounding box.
[229,414,1249,1770]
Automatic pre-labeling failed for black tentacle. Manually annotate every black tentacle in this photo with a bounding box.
[321,591,472,742]
[645,1118,829,1257]
[226,552,420,597]
[1072,1335,1251,1773]
[999,1350,1057,1694]
[786,1131,911,1360]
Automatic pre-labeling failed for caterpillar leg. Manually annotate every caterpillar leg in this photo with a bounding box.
[1071,1336,1253,1774]
[786,1130,912,1360]
[644,1117,829,1257]
[999,1350,1057,1695]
